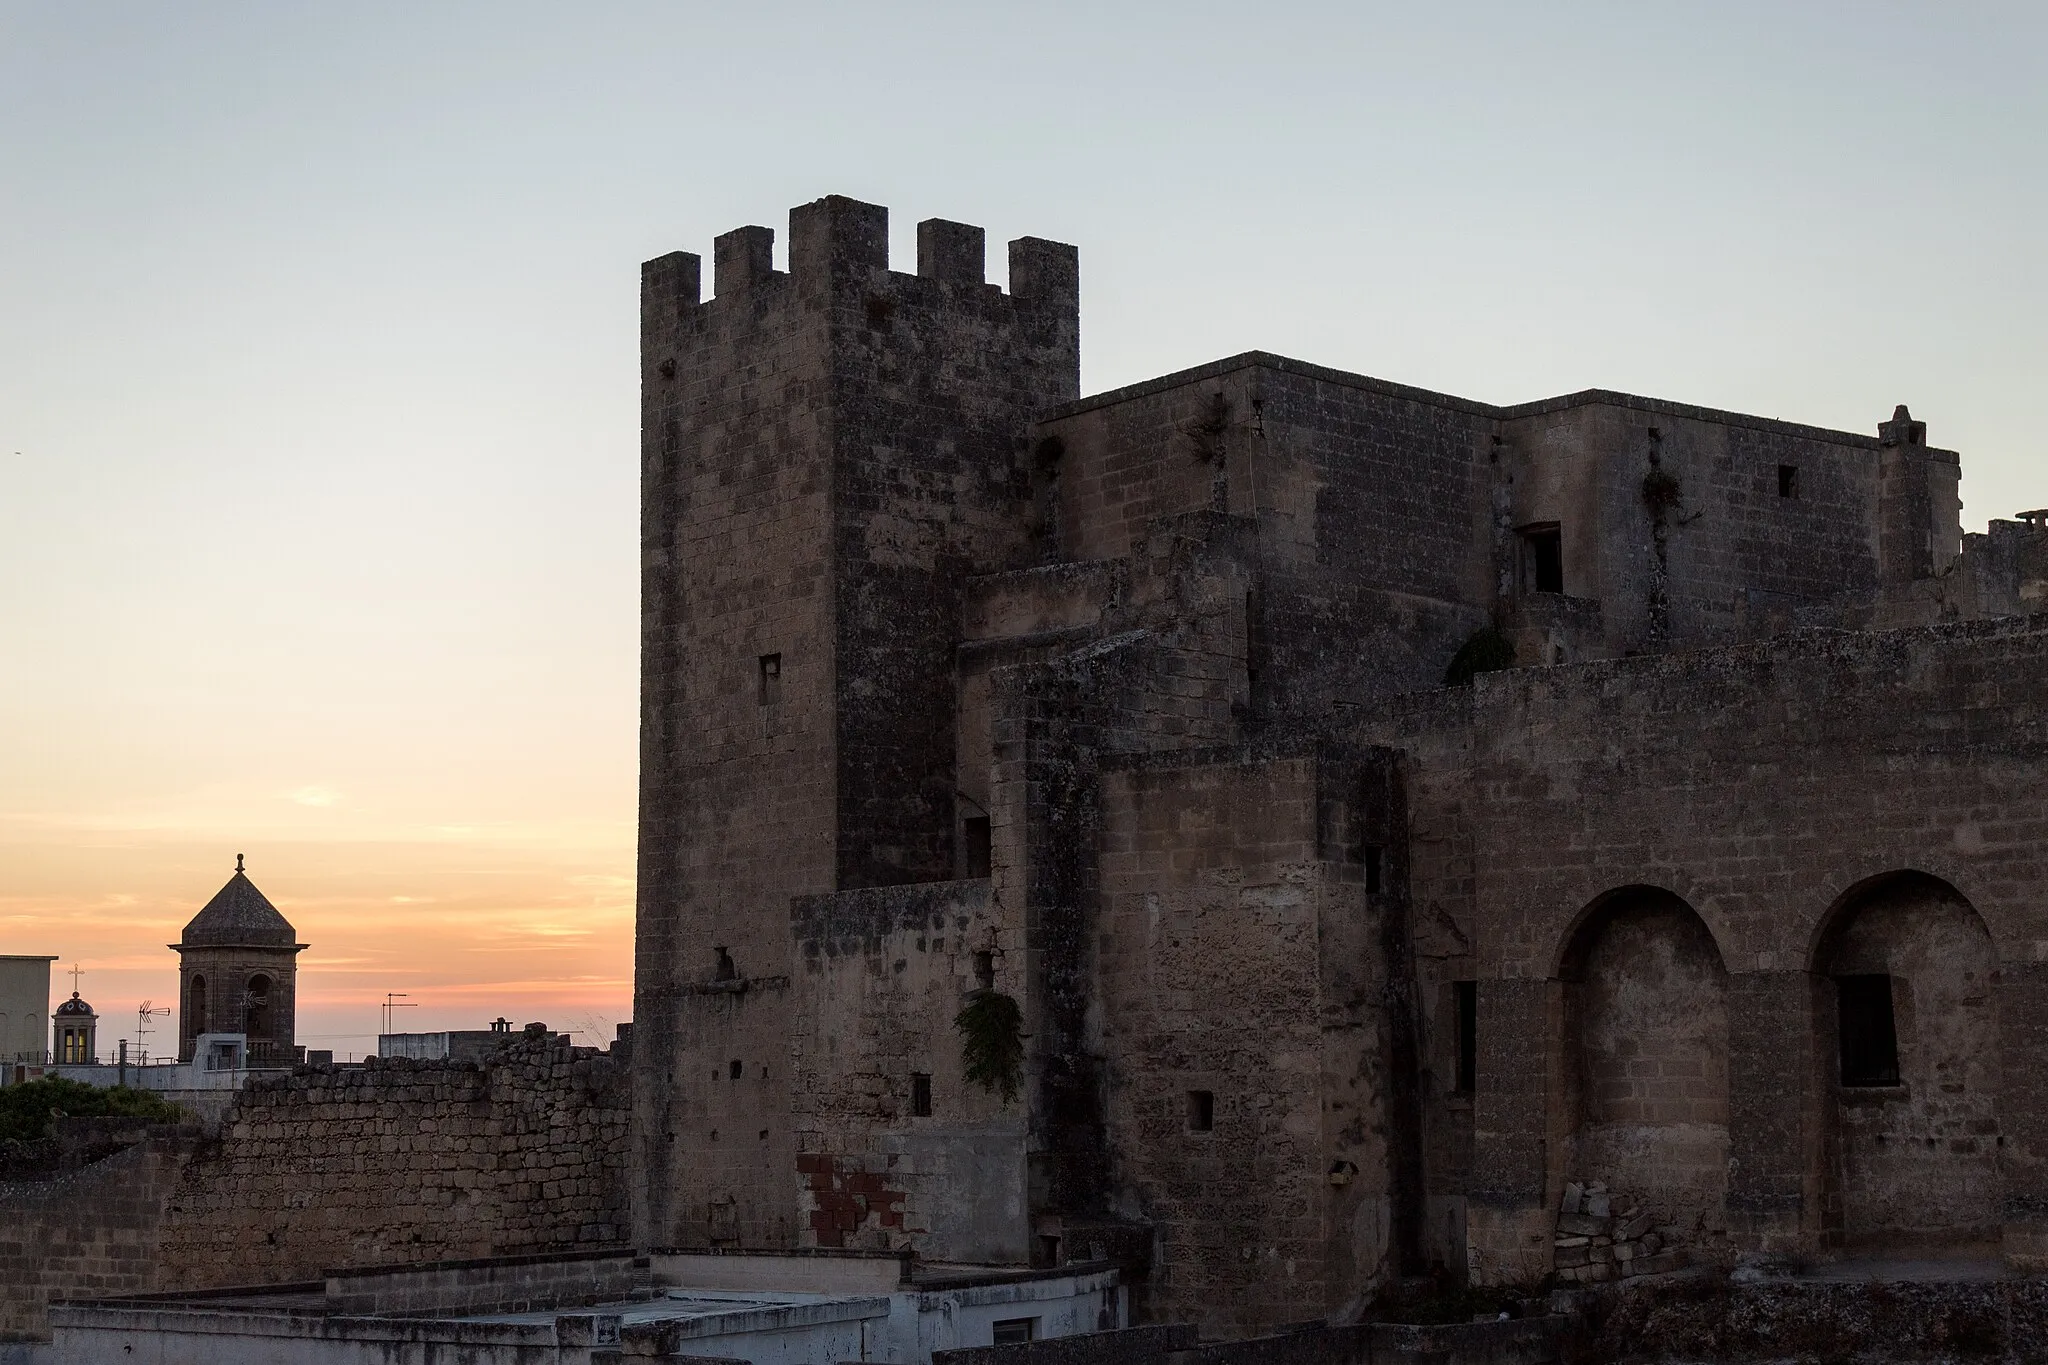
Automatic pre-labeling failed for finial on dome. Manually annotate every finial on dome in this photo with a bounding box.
[236,852,245,873]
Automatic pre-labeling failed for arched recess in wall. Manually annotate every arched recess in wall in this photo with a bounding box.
[188,975,207,1040]
[244,974,272,1040]
[1810,870,2000,1252]
[1559,886,1731,1248]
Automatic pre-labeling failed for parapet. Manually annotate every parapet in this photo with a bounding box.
[639,194,1077,310]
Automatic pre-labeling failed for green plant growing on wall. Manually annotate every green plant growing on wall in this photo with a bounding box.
[1444,625,1517,686]
[0,1077,184,1142]
[954,989,1024,1104]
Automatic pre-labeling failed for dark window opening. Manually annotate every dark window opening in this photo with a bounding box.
[1038,1234,1063,1265]
[757,653,782,706]
[1186,1089,1215,1133]
[729,1058,743,1080]
[993,1318,1039,1346]
[1453,981,1478,1095]
[1778,465,1799,499]
[189,975,207,1037]
[244,974,272,1039]
[963,816,992,879]
[1837,974,1901,1087]
[911,1072,933,1117]
[1521,525,1563,594]
[973,950,995,991]
[1364,845,1383,895]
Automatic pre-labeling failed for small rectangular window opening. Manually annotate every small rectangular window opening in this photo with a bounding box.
[729,1058,743,1080]
[911,1072,933,1117]
[757,653,782,706]
[963,816,992,880]
[1364,845,1383,895]
[1186,1089,1215,1133]
[1520,525,1563,594]
[1453,982,1478,1095]
[1778,465,1799,499]
[993,1318,1039,1346]
[1837,974,1900,1087]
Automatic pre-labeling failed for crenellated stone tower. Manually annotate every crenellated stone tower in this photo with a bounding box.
[634,196,1078,1249]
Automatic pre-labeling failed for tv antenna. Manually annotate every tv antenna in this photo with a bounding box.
[135,1000,170,1066]
[381,992,419,1037]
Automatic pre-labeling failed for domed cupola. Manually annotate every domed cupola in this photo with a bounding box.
[172,855,308,1066]
[53,991,97,1064]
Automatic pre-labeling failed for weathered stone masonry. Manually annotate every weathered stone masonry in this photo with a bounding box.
[0,1034,629,1341]
[634,194,2048,1339]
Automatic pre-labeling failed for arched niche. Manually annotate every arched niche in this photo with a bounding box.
[1811,870,2000,1251]
[187,975,207,1040]
[1560,886,1731,1242]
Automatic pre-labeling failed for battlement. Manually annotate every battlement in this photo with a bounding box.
[638,194,1077,309]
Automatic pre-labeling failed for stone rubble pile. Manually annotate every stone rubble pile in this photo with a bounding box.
[1552,1181,1687,1284]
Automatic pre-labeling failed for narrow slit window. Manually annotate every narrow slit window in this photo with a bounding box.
[1837,974,1900,1087]
[1778,465,1799,499]
[1453,981,1478,1095]
[1186,1089,1215,1133]
[911,1072,932,1117]
[1364,845,1383,895]
[1520,525,1563,594]
[963,816,992,880]
[757,653,782,706]
[729,1058,744,1080]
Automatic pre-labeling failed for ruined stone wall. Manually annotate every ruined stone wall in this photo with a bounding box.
[154,1038,629,1287]
[1346,615,2048,1281]
[788,879,1026,1262]
[0,1129,195,1342]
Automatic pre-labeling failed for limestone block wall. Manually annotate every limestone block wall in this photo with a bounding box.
[0,1129,197,1342]
[1090,747,1401,1337]
[1035,356,1495,718]
[636,195,1078,1254]
[1495,398,1897,652]
[789,879,1026,1263]
[1349,614,2048,1282]
[154,1036,629,1288]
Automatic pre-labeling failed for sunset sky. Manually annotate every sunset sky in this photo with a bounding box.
[3,3,2042,1057]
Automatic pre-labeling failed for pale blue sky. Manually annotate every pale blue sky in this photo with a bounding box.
[1,2,2041,1045]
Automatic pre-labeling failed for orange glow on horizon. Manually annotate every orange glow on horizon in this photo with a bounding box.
[1,819,634,1060]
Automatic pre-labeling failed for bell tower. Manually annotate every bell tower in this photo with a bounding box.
[173,855,308,1066]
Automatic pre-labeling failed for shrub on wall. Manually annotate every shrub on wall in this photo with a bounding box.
[0,1078,184,1141]
[954,990,1024,1103]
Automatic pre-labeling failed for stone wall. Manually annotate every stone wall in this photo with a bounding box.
[788,878,1027,1263]
[1346,614,2048,1281]
[636,195,1079,1253]
[0,1128,197,1342]
[153,1034,629,1289]
[1089,746,1405,1336]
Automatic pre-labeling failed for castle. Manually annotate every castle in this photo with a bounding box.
[9,193,2048,1357]
[633,194,2048,1335]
